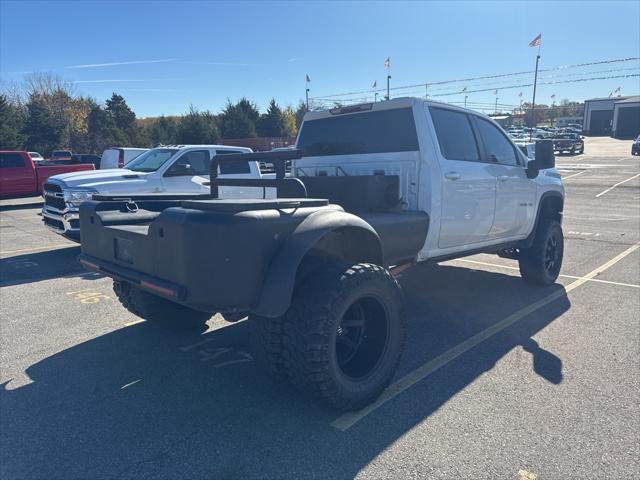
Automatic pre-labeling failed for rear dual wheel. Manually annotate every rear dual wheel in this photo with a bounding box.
[113,281,211,331]
[281,262,405,411]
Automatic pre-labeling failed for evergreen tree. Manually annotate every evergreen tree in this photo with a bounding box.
[23,97,64,154]
[219,100,257,138]
[149,115,179,145]
[294,100,308,130]
[256,99,285,137]
[106,93,139,144]
[86,105,124,153]
[0,95,25,149]
[176,106,220,144]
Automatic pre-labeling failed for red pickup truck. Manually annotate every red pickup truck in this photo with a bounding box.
[0,151,95,198]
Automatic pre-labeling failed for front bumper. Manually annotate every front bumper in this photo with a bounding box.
[42,205,80,238]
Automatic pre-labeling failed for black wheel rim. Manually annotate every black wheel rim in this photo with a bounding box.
[544,233,561,276]
[335,296,389,380]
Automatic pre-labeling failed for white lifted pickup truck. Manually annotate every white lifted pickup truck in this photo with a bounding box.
[78,98,565,410]
[42,145,265,240]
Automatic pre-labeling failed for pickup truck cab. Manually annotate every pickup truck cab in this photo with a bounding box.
[0,151,94,198]
[78,98,564,411]
[50,150,73,162]
[43,144,263,239]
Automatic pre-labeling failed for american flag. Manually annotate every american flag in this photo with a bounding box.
[493,89,498,95]
[372,80,377,88]
[551,94,556,99]
[462,87,467,93]
[528,33,542,47]
[305,74,311,83]
[518,91,523,97]
[384,57,391,69]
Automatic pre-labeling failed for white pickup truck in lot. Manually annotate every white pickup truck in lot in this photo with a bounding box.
[78,98,565,410]
[42,145,265,240]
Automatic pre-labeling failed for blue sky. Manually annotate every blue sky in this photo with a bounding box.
[1,0,638,117]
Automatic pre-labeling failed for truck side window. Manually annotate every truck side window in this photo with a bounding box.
[170,150,211,176]
[476,118,518,166]
[429,108,480,162]
[0,153,25,168]
[216,150,251,175]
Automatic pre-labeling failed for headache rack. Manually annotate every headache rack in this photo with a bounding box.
[208,149,307,199]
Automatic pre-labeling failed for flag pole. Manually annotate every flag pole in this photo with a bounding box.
[529,41,541,141]
[385,57,391,100]
[305,83,309,110]
[386,72,391,101]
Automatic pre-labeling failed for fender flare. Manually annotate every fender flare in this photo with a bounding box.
[253,209,383,318]
[520,190,564,249]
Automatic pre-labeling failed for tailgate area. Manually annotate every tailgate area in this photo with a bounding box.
[79,198,333,312]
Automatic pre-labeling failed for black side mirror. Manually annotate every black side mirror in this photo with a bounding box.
[165,163,193,177]
[526,139,555,178]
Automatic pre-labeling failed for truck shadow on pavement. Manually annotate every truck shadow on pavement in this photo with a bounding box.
[0,246,88,287]
[0,200,43,212]
[0,264,569,479]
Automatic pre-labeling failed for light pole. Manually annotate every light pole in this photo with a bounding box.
[386,74,391,100]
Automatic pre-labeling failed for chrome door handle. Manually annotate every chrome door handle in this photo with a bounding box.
[444,172,461,181]
[497,175,509,182]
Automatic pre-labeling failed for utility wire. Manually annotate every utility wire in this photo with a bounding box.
[310,57,640,100]
[312,72,639,105]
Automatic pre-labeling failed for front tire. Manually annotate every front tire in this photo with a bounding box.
[283,262,405,411]
[518,220,564,286]
[113,281,211,331]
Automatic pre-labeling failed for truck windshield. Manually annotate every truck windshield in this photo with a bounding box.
[297,107,419,156]
[126,148,179,172]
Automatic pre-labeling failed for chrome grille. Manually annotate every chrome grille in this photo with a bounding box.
[43,184,66,210]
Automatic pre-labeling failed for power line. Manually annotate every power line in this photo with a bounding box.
[309,56,640,100]
[311,72,639,106]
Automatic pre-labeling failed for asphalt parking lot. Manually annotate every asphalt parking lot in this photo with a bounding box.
[1,137,638,480]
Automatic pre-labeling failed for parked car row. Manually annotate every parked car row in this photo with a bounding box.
[505,127,585,155]
[41,144,266,240]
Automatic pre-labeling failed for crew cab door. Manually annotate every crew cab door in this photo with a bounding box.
[429,107,496,248]
[473,117,536,238]
[161,149,212,194]
[0,153,34,196]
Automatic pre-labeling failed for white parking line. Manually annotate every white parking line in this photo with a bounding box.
[562,170,587,180]
[456,258,639,289]
[595,173,640,198]
[331,242,640,431]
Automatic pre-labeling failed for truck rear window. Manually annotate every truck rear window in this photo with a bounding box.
[297,107,419,156]
[0,153,25,168]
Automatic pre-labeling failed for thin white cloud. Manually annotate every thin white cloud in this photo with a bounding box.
[288,58,300,63]
[66,58,177,69]
[180,61,263,67]
[71,78,184,84]
[122,88,177,92]
[72,79,150,84]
